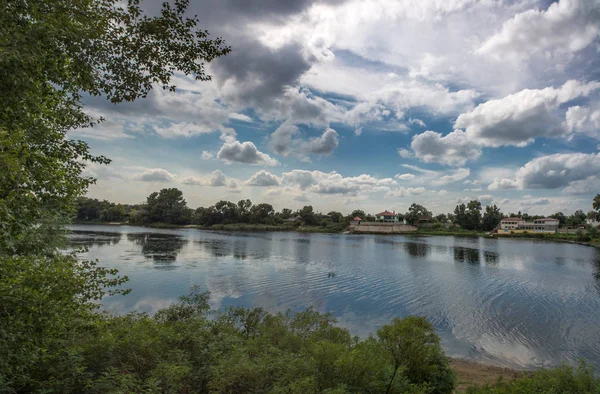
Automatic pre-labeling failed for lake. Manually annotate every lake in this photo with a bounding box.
[69,224,600,370]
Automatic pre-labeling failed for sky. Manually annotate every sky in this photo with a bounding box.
[75,0,600,216]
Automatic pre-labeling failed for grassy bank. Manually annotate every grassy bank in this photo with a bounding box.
[494,232,600,247]
[415,229,488,237]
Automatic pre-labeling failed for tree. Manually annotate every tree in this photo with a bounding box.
[236,199,253,223]
[405,204,431,225]
[328,211,343,223]
[567,210,587,227]
[1,0,229,255]
[551,212,567,227]
[482,205,503,231]
[251,203,276,224]
[146,188,191,224]
[454,204,467,228]
[1,0,229,389]
[350,209,367,219]
[215,200,238,224]
[280,208,293,219]
[594,194,600,211]
[299,205,317,225]
[377,316,456,394]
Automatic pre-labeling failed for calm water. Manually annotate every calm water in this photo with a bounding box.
[69,224,600,370]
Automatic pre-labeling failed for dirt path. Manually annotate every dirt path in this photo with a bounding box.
[450,358,525,392]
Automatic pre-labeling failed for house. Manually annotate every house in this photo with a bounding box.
[416,215,433,228]
[375,210,398,222]
[283,215,301,223]
[587,217,600,228]
[498,217,559,234]
[500,217,525,230]
[351,216,362,225]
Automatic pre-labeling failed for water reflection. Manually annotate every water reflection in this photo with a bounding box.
[69,225,600,371]
[69,230,122,247]
[403,242,430,258]
[126,233,187,262]
[453,247,480,264]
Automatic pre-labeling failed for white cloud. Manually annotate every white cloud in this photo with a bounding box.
[153,122,215,138]
[245,170,281,186]
[217,139,279,166]
[398,148,414,158]
[132,168,177,182]
[280,169,396,196]
[454,80,600,148]
[477,194,494,205]
[564,105,600,139]
[181,170,231,187]
[463,180,480,185]
[478,0,600,63]
[228,113,253,122]
[395,173,416,180]
[201,151,215,160]
[301,128,339,155]
[515,152,600,190]
[410,130,480,166]
[488,178,518,191]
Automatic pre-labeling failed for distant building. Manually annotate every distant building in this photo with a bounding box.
[351,216,362,225]
[587,217,600,228]
[416,215,433,228]
[375,210,398,223]
[500,217,525,230]
[283,215,301,223]
[498,217,558,234]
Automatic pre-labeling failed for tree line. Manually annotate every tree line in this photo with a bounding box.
[77,190,600,233]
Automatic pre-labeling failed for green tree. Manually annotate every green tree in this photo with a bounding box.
[551,212,567,227]
[350,209,367,219]
[251,203,276,224]
[146,188,190,224]
[236,199,253,223]
[405,204,432,226]
[215,200,238,223]
[328,211,344,223]
[280,208,293,219]
[454,204,467,228]
[567,210,587,227]
[1,0,229,255]
[377,316,456,393]
[594,194,600,211]
[482,205,503,231]
[299,205,317,225]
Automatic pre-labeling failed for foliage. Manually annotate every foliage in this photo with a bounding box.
[550,212,567,227]
[466,363,600,394]
[594,194,600,212]
[145,188,192,225]
[405,204,432,226]
[0,0,229,255]
[567,210,587,227]
[1,286,457,393]
[0,253,129,391]
[482,205,503,231]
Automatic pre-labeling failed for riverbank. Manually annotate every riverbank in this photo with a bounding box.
[493,232,600,248]
[449,358,524,392]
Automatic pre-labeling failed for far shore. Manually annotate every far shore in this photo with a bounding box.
[71,221,600,247]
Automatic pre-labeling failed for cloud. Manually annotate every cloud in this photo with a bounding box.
[181,170,231,187]
[217,139,279,166]
[201,151,215,160]
[398,148,414,158]
[410,130,481,166]
[269,123,339,158]
[153,122,216,138]
[515,152,600,190]
[301,128,339,155]
[384,187,444,198]
[477,194,494,205]
[463,180,480,185]
[280,169,396,195]
[245,170,281,186]
[564,105,600,139]
[399,164,470,186]
[477,0,600,63]
[454,80,600,147]
[132,168,177,182]
[395,173,415,180]
[488,178,518,191]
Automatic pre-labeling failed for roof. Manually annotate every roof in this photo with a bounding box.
[418,215,432,221]
[376,211,395,216]
[501,217,525,221]
[352,216,362,221]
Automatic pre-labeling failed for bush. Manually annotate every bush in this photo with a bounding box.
[2,282,457,393]
[466,363,600,394]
